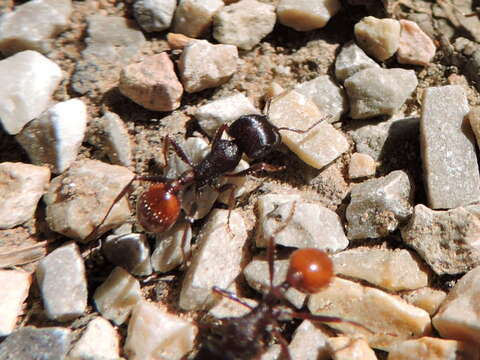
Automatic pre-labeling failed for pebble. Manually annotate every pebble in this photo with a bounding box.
[179,209,247,311]
[256,195,349,252]
[133,0,176,32]
[308,277,431,351]
[0,50,63,135]
[213,0,276,50]
[346,170,413,240]
[468,107,480,148]
[0,270,31,336]
[172,0,224,38]
[397,19,436,66]
[100,111,133,167]
[348,153,376,179]
[401,287,447,316]
[93,267,142,325]
[44,159,134,242]
[421,85,479,209]
[354,16,401,61]
[335,41,380,82]
[0,327,71,360]
[103,233,152,276]
[295,75,348,123]
[36,242,87,321]
[277,0,341,31]
[166,32,195,49]
[388,337,479,360]
[402,204,480,275]
[68,317,120,360]
[119,52,183,111]
[16,99,88,174]
[178,39,238,93]
[328,337,377,360]
[344,67,418,119]
[125,301,198,360]
[269,90,349,169]
[208,291,257,319]
[0,0,72,55]
[289,320,331,360]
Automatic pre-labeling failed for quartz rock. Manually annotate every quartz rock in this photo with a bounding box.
[289,320,331,360]
[348,153,376,179]
[16,99,87,174]
[388,337,479,360]
[0,270,31,336]
[36,242,87,321]
[328,337,377,360]
[133,0,176,32]
[119,52,183,111]
[213,0,276,50]
[420,85,479,209]
[269,90,349,169]
[401,287,447,316]
[100,111,133,167]
[172,0,224,38]
[335,41,380,82]
[397,20,436,66]
[344,67,418,119]
[44,160,134,242]
[103,233,152,276]
[346,170,413,240]
[152,220,192,273]
[277,0,341,31]
[354,16,401,61]
[93,267,142,325]
[0,50,63,135]
[178,40,238,93]
[0,162,50,229]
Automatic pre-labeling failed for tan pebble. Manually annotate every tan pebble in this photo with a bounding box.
[401,287,447,316]
[166,33,196,49]
[348,153,376,179]
[397,20,436,66]
[277,0,341,31]
[387,337,479,360]
[172,0,224,38]
[468,107,480,148]
[329,336,377,360]
[354,16,400,61]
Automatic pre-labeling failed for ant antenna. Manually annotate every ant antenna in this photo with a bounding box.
[276,115,331,134]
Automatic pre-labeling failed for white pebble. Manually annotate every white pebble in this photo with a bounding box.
[277,0,341,31]
[335,41,380,82]
[354,16,401,61]
[172,0,224,38]
[0,270,31,336]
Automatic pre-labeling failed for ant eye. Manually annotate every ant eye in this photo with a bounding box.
[286,248,333,294]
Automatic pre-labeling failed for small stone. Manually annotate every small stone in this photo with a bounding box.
[348,153,376,179]
[16,99,88,174]
[44,160,134,242]
[166,32,195,49]
[295,75,348,123]
[468,107,480,148]
[354,16,401,61]
[179,209,247,311]
[344,67,418,119]
[332,248,429,291]
[103,233,152,276]
[213,0,276,50]
[421,85,479,209]
[172,0,224,38]
[133,0,176,32]
[269,90,349,169]
[397,20,436,66]
[93,267,142,325]
[119,52,183,112]
[0,270,31,336]
[261,345,282,360]
[100,111,133,167]
[0,50,63,135]
[401,287,447,316]
[209,292,257,319]
[289,320,331,360]
[0,327,71,360]
[125,301,197,360]
[178,40,238,93]
[308,277,431,351]
[277,0,341,31]
[68,317,120,360]
[36,242,87,321]
[346,170,413,240]
[388,337,479,360]
[0,162,50,229]
[335,41,380,82]
[0,0,72,55]
[328,337,377,360]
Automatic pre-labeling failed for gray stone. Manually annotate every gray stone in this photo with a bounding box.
[133,0,176,32]
[354,16,400,61]
[36,242,87,321]
[103,233,152,276]
[346,170,413,240]
[334,41,380,82]
[0,270,31,336]
[100,111,133,167]
[172,0,224,38]
[277,0,341,31]
[420,85,479,209]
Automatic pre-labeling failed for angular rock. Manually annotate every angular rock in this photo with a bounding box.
[172,0,224,38]
[16,99,87,174]
[401,287,447,316]
[388,337,479,360]
[269,90,349,169]
[93,267,142,325]
[277,0,341,31]
[346,170,413,240]
[0,270,31,336]
[213,0,276,50]
[354,16,401,61]
[0,50,63,135]
[420,85,479,209]
[36,242,87,321]
[178,40,238,93]
[328,337,377,360]
[344,67,418,119]
[44,160,134,242]
[100,111,133,167]
[348,153,376,179]
[0,162,50,229]
[289,320,331,360]
[166,32,195,49]
[133,0,176,32]
[335,41,380,82]
[103,233,152,276]
[119,52,183,111]
[397,19,436,66]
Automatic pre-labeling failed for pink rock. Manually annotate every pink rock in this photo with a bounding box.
[397,20,436,66]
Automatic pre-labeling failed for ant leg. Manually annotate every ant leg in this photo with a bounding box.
[163,135,195,168]
[213,183,237,233]
[223,162,286,179]
[211,286,255,311]
[211,124,229,147]
[289,311,375,334]
[271,328,292,360]
[276,115,330,134]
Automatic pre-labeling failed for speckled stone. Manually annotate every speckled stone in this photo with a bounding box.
[335,41,380,82]
[354,16,400,61]
[100,111,133,167]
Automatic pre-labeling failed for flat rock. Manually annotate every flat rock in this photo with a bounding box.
[328,337,377,360]
[397,19,436,66]
[346,170,413,240]
[401,287,447,316]
[354,16,400,61]
[133,0,176,32]
[348,153,376,179]
[125,301,198,360]
[100,111,133,167]
[44,159,134,242]
[289,320,331,360]
[335,41,380,82]
[103,233,152,276]
[388,337,479,360]
[420,85,479,209]
[16,99,87,174]
[0,270,31,336]
[0,162,50,229]
[277,0,341,31]
[0,50,63,135]
[172,0,224,38]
